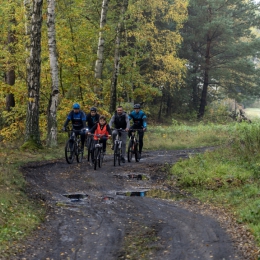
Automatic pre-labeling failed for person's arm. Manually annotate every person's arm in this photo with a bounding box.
[125,113,130,130]
[142,112,147,129]
[109,115,115,128]
[81,111,87,128]
[89,124,97,134]
[106,124,112,135]
[63,111,72,128]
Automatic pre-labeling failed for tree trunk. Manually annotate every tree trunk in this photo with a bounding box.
[46,0,59,147]
[5,7,16,111]
[198,31,211,119]
[24,0,43,147]
[110,0,128,113]
[94,0,110,83]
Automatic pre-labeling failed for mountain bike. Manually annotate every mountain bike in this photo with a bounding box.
[127,129,142,162]
[65,128,84,164]
[89,134,107,170]
[112,128,125,166]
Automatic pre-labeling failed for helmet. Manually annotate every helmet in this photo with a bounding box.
[72,103,80,109]
[90,107,97,112]
[134,104,141,109]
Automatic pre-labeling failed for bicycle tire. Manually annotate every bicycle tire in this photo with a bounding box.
[65,140,75,164]
[99,150,103,168]
[134,142,140,162]
[118,146,121,166]
[76,149,83,163]
[114,143,118,166]
[94,148,99,170]
[127,140,133,162]
[86,137,92,161]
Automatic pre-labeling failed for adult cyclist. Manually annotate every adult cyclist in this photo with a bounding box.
[85,107,100,151]
[109,105,130,163]
[62,103,87,151]
[86,107,100,129]
[128,104,147,157]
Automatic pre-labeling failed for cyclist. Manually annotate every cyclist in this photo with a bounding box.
[86,107,100,129]
[88,115,112,154]
[128,103,147,157]
[62,103,87,151]
[109,105,130,163]
[85,107,100,151]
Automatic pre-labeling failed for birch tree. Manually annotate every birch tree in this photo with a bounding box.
[24,0,43,147]
[94,0,110,82]
[46,0,59,147]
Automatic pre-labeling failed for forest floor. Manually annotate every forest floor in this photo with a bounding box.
[9,148,259,260]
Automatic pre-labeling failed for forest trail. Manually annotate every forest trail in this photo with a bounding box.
[11,148,250,260]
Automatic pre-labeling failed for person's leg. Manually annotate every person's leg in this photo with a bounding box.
[80,132,85,149]
[101,136,107,152]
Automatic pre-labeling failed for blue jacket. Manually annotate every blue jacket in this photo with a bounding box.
[128,110,147,128]
[64,110,87,130]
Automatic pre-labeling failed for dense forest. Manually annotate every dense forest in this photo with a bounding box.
[1,0,260,147]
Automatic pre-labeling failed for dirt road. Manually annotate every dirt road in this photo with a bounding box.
[12,148,253,260]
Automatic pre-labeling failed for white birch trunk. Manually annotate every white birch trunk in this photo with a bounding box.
[46,0,59,147]
[94,0,110,82]
[24,0,43,146]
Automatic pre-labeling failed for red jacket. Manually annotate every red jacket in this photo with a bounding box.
[91,123,111,140]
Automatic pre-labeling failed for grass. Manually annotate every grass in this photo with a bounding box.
[169,121,260,244]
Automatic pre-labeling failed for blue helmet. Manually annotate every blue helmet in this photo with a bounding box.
[72,103,80,109]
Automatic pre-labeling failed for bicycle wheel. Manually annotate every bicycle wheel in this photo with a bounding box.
[114,143,118,166]
[99,150,104,168]
[127,140,133,162]
[65,140,75,164]
[135,143,140,162]
[94,148,99,170]
[118,145,121,166]
[76,148,83,163]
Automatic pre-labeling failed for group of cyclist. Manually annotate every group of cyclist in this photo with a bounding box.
[63,103,147,163]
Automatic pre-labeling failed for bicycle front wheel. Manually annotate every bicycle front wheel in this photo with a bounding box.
[118,148,121,166]
[135,143,140,162]
[127,140,133,162]
[99,150,104,168]
[114,143,118,166]
[76,148,83,163]
[65,140,75,164]
[94,148,99,170]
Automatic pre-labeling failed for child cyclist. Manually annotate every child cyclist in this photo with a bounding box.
[88,115,112,154]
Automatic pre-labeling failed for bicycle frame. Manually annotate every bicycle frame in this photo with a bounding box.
[113,129,124,166]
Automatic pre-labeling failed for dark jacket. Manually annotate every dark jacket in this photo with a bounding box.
[109,112,130,130]
[86,113,100,129]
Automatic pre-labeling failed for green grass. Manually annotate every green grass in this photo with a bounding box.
[169,121,260,244]
[144,123,233,150]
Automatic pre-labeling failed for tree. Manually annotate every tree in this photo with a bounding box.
[180,0,260,118]
[46,0,59,147]
[95,0,110,81]
[24,0,43,147]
